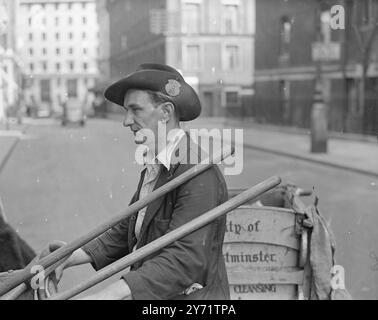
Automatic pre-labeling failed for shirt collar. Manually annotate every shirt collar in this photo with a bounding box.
[143,128,186,171]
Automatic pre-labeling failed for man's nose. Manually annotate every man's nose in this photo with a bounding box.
[123,111,134,127]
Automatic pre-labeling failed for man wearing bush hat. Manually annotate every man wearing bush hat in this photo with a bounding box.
[53,63,230,300]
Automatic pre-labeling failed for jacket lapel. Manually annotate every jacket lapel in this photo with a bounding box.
[128,168,147,239]
[136,166,170,242]
[135,133,202,245]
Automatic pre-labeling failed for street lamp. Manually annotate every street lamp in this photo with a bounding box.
[310,4,329,153]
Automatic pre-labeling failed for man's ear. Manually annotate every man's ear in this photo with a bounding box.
[160,102,175,123]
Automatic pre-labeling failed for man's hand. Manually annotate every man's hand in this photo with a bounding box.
[79,280,132,300]
[47,241,93,283]
[48,241,68,282]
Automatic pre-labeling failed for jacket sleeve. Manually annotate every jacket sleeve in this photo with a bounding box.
[81,216,131,271]
[122,166,225,299]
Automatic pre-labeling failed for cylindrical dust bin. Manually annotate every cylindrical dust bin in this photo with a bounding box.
[224,189,305,300]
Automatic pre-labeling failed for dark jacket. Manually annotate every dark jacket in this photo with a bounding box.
[82,135,230,300]
[0,215,36,273]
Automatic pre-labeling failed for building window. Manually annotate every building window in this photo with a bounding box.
[224,45,239,70]
[55,3,59,10]
[82,16,87,24]
[185,44,200,69]
[225,91,239,106]
[68,61,74,71]
[223,4,239,34]
[69,47,73,55]
[56,63,60,71]
[56,48,60,55]
[68,3,72,10]
[69,32,73,40]
[42,17,46,25]
[67,79,78,97]
[83,47,88,55]
[42,61,47,71]
[42,33,46,41]
[40,79,51,102]
[68,17,73,25]
[183,3,200,33]
[29,48,33,56]
[28,17,32,26]
[83,62,88,71]
[29,33,33,41]
[55,33,60,40]
[82,3,86,9]
[82,32,86,39]
[55,17,59,26]
[29,63,34,72]
[42,48,47,55]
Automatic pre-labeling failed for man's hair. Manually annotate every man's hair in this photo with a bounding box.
[145,90,180,122]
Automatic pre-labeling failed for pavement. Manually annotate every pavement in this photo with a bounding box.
[1,116,378,177]
[185,117,378,178]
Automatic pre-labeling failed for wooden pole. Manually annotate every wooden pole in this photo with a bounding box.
[50,175,281,300]
[1,256,69,300]
[0,147,234,296]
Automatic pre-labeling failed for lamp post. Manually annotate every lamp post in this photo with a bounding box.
[310,73,328,153]
[310,3,329,153]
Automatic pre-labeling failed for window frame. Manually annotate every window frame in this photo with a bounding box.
[222,43,241,71]
[183,42,203,71]
[182,1,202,34]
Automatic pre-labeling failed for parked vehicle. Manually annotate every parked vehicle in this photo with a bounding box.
[36,102,51,118]
[61,98,86,126]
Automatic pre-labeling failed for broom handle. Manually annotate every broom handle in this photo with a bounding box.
[50,175,281,300]
[1,256,69,300]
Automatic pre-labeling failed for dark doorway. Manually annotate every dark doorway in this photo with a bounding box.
[203,91,214,116]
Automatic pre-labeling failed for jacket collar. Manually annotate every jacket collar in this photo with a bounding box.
[136,132,201,245]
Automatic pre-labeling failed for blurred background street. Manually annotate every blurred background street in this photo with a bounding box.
[0,0,378,300]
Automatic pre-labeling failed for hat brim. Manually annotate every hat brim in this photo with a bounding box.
[104,70,201,121]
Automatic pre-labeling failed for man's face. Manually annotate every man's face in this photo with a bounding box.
[123,89,162,148]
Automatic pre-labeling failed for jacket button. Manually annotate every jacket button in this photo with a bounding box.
[131,215,136,220]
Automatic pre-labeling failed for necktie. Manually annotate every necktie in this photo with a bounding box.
[134,163,161,244]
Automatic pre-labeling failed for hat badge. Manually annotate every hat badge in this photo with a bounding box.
[165,79,181,97]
